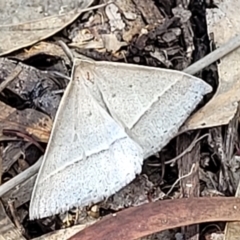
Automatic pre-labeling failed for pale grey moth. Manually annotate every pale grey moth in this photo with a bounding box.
[29,59,212,219]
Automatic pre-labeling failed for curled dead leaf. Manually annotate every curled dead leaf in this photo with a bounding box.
[68,197,240,240]
[0,101,52,143]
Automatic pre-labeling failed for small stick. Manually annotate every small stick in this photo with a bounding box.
[147,133,209,167]
[165,133,209,165]
[8,200,25,234]
[0,157,43,197]
[183,34,240,75]
[58,40,74,65]
[165,163,196,196]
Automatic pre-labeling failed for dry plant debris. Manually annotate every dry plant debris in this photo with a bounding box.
[0,0,240,240]
[69,197,240,240]
[204,0,240,239]
[0,0,104,55]
[0,200,26,239]
[184,2,240,130]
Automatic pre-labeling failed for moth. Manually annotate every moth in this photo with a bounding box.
[29,59,212,219]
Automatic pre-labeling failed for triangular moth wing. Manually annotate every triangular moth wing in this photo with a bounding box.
[80,61,212,158]
[29,59,143,219]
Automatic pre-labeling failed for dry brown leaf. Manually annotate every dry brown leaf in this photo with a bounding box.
[0,101,52,143]
[0,200,26,240]
[69,197,240,240]
[184,0,240,130]
[139,230,176,240]
[0,0,97,56]
[13,41,71,66]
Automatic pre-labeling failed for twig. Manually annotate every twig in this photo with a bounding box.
[8,200,26,235]
[0,156,42,197]
[46,70,71,81]
[148,133,209,167]
[183,34,240,75]
[32,221,97,240]
[166,163,196,196]
[166,133,209,165]
[58,40,74,65]
[52,89,65,95]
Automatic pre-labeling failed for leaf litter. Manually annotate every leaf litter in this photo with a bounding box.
[0,0,240,240]
[203,0,240,239]
[0,0,111,56]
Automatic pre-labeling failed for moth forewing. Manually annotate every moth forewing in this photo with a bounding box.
[30,59,212,219]
[29,59,143,219]
[86,61,212,158]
